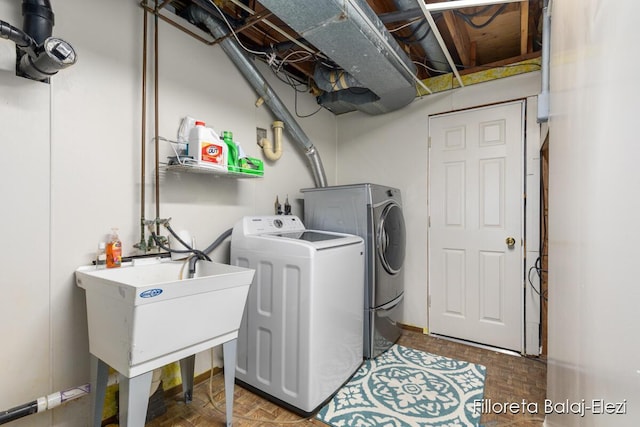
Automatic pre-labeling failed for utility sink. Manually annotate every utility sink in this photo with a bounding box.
[76,258,255,377]
[77,258,254,426]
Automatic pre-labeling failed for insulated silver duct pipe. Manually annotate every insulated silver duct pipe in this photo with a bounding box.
[393,0,450,73]
[260,0,418,115]
[187,5,328,187]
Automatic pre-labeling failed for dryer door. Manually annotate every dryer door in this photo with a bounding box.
[378,202,406,274]
[373,202,406,307]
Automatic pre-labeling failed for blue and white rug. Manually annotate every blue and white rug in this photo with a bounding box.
[317,344,486,427]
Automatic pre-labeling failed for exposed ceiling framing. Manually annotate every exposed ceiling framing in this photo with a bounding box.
[142,0,543,113]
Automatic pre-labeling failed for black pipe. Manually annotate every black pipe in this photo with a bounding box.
[148,230,211,262]
[0,19,36,50]
[0,400,38,425]
[187,228,233,278]
[22,0,54,46]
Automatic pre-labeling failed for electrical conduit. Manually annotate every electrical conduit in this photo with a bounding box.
[537,0,550,122]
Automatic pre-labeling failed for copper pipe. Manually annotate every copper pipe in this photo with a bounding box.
[139,3,273,48]
[139,1,149,251]
[141,3,213,44]
[154,5,160,235]
[157,0,172,10]
[213,12,274,46]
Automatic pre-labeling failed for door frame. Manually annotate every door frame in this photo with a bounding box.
[426,98,541,355]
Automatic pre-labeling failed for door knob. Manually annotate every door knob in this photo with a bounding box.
[505,236,516,248]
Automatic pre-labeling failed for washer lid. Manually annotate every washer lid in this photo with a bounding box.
[276,231,346,242]
[264,229,363,250]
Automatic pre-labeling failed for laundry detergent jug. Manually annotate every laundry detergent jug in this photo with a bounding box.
[188,121,227,171]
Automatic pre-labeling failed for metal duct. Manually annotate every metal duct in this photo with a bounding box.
[259,0,418,115]
[186,5,328,188]
[392,0,450,73]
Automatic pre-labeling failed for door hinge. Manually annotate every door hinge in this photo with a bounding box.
[428,216,431,227]
[428,136,432,149]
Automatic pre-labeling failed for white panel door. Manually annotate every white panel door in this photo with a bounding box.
[428,101,524,352]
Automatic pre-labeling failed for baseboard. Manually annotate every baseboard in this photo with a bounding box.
[399,322,426,334]
[430,333,522,357]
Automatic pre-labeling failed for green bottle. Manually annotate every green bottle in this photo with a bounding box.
[222,131,239,172]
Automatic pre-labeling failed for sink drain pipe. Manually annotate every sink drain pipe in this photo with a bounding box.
[0,384,90,425]
[186,4,328,188]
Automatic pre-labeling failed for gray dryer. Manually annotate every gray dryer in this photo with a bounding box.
[302,183,406,359]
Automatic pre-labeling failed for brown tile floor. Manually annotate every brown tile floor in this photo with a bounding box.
[141,329,546,427]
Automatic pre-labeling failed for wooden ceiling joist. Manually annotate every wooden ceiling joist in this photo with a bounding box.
[520,1,529,55]
[441,10,474,67]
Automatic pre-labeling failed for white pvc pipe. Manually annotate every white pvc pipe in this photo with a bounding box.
[41,384,91,411]
[259,121,284,161]
[0,384,90,425]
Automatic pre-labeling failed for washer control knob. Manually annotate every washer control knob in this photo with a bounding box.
[274,219,283,228]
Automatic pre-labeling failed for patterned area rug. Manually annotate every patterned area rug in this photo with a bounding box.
[317,344,486,427]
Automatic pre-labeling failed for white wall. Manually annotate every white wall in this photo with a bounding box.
[336,72,542,331]
[13,0,637,425]
[545,0,640,425]
[0,0,336,425]
[0,4,52,427]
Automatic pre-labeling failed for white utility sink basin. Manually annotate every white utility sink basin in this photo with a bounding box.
[77,258,254,427]
[75,259,254,377]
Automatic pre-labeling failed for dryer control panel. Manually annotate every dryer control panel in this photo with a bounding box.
[240,215,306,235]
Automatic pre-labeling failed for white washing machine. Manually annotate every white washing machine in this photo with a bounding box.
[230,215,364,416]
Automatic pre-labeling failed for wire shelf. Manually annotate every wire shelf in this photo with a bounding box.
[158,135,263,179]
[163,162,263,178]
